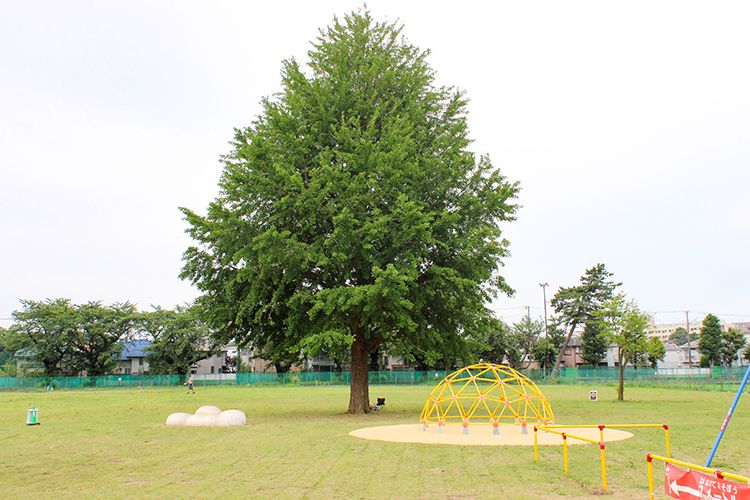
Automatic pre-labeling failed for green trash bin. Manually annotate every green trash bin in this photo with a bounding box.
[26,407,40,426]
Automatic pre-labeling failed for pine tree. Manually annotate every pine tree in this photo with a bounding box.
[581,319,608,366]
[550,263,621,375]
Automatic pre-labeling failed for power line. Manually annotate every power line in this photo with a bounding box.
[691,312,750,318]
[648,311,750,319]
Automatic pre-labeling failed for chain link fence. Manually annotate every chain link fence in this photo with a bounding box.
[1,366,748,391]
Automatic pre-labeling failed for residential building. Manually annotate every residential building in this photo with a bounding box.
[659,342,700,369]
[15,348,45,374]
[560,337,584,367]
[116,340,151,375]
[192,347,230,374]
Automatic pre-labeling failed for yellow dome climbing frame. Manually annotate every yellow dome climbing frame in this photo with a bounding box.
[420,363,555,427]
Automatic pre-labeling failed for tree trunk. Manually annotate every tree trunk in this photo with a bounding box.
[551,322,577,377]
[617,349,625,401]
[43,360,57,377]
[348,319,370,414]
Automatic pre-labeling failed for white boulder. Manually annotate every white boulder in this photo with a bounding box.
[185,414,218,426]
[165,412,192,426]
[218,409,247,426]
[166,407,247,427]
[195,405,222,416]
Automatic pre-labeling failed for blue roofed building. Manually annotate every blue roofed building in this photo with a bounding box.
[117,340,152,375]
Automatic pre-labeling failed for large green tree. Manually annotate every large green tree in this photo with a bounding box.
[698,314,723,367]
[180,10,518,413]
[550,264,621,375]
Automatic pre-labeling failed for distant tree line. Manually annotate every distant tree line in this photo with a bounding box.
[0,299,214,377]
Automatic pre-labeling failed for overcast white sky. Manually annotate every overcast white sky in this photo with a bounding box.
[2,1,749,329]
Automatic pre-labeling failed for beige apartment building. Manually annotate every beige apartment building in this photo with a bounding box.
[647,320,750,343]
[646,322,706,342]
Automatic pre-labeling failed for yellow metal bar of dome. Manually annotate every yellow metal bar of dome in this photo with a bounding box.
[465,398,481,419]
[479,398,494,418]
[421,363,555,425]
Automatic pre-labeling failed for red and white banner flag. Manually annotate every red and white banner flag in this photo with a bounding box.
[665,463,750,500]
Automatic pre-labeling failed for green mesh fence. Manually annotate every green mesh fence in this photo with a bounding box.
[1,366,748,391]
[0,374,182,390]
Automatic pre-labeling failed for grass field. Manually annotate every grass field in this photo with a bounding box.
[1,384,749,499]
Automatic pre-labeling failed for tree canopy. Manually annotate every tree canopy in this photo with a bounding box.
[6,299,137,376]
[180,10,519,413]
[720,327,746,367]
[667,327,697,346]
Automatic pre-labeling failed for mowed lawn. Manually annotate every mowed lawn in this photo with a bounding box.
[1,383,749,499]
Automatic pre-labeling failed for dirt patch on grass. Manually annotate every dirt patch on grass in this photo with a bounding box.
[349,423,632,446]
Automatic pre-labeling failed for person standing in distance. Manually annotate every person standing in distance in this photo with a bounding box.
[186,374,195,394]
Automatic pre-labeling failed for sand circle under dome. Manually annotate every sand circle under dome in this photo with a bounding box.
[349,424,633,446]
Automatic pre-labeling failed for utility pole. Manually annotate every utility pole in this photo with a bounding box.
[525,305,531,321]
[686,310,692,369]
[539,283,549,338]
[540,283,550,375]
